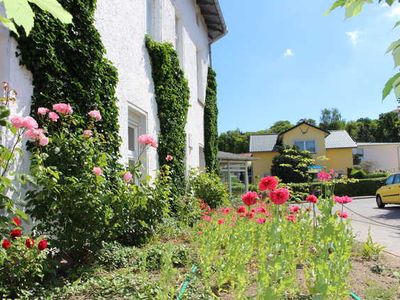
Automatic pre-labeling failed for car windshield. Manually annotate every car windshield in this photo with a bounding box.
[386,175,395,185]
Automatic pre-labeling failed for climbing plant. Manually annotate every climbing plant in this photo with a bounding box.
[145,36,190,193]
[16,0,121,164]
[204,67,219,174]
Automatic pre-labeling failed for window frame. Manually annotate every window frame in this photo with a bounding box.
[294,140,316,153]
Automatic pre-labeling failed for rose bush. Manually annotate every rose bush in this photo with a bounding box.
[194,173,353,299]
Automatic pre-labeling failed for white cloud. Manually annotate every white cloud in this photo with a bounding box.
[283,48,294,57]
[346,31,359,46]
[386,5,400,17]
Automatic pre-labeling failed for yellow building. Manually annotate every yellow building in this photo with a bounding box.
[250,122,356,182]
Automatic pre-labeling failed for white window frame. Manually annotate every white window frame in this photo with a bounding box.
[127,119,139,163]
[196,48,204,104]
[294,140,316,153]
[146,0,155,37]
[175,14,184,67]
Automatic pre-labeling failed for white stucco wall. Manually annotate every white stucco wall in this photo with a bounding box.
[356,143,400,173]
[1,0,211,179]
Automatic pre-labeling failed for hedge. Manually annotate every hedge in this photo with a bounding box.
[288,177,387,198]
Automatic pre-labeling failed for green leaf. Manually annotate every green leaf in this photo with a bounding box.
[393,75,400,99]
[0,15,18,35]
[381,73,397,100]
[394,20,400,29]
[3,0,34,35]
[344,0,368,19]
[386,0,396,5]
[386,39,400,53]
[393,46,400,67]
[325,0,346,15]
[28,0,72,24]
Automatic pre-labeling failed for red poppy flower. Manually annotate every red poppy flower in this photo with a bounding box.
[289,205,300,214]
[256,218,266,224]
[287,215,296,223]
[241,191,258,206]
[237,205,247,214]
[270,188,290,205]
[11,217,22,227]
[2,239,11,249]
[38,239,48,251]
[306,194,318,204]
[10,229,22,238]
[202,215,212,222]
[337,211,349,219]
[258,176,278,191]
[25,238,35,249]
[217,219,225,225]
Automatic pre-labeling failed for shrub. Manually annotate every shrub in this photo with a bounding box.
[350,168,367,179]
[0,217,48,298]
[96,242,142,271]
[362,229,385,261]
[271,146,314,183]
[189,171,229,209]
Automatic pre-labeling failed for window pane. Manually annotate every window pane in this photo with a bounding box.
[146,0,153,35]
[128,127,136,152]
[394,174,400,184]
[294,141,304,150]
[305,140,316,153]
[386,175,394,185]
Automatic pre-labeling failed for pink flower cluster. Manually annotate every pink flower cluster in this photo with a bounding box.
[53,103,73,115]
[258,176,278,191]
[10,116,38,130]
[270,188,290,205]
[333,196,352,204]
[317,171,332,182]
[88,110,102,122]
[11,116,49,146]
[138,134,158,148]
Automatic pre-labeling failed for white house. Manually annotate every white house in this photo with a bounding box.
[355,143,400,173]
[0,0,227,177]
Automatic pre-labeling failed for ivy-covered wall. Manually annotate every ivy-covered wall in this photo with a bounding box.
[16,0,121,168]
[145,36,189,193]
[204,67,219,174]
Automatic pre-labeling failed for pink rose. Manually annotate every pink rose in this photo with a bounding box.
[258,176,278,191]
[10,116,24,129]
[83,130,93,138]
[123,171,133,183]
[39,136,49,146]
[88,110,102,121]
[138,134,158,148]
[165,155,173,161]
[48,112,59,122]
[24,128,44,140]
[92,167,103,176]
[53,103,73,115]
[270,188,290,205]
[37,107,49,115]
[241,191,258,206]
[21,117,38,130]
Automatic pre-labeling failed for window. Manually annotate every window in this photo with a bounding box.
[175,15,183,66]
[386,175,394,185]
[128,121,139,163]
[199,145,205,168]
[127,108,147,174]
[294,140,316,153]
[394,174,400,184]
[196,49,204,103]
[146,0,154,36]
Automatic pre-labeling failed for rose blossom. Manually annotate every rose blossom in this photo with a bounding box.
[289,205,300,214]
[48,112,59,122]
[241,191,258,206]
[333,196,352,204]
[38,239,48,251]
[88,110,102,121]
[258,176,278,191]
[25,238,35,249]
[2,239,11,249]
[10,116,24,128]
[53,103,73,115]
[270,188,290,205]
[317,171,332,182]
[256,218,266,224]
[11,217,22,227]
[92,167,103,176]
[337,211,349,219]
[138,134,158,148]
[39,136,49,146]
[306,194,318,204]
[166,155,173,161]
[217,219,225,225]
[123,171,133,183]
[37,107,49,115]
[83,130,93,138]
[10,229,22,238]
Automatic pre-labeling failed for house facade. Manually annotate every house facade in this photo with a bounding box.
[0,0,226,177]
[355,143,400,173]
[250,122,356,182]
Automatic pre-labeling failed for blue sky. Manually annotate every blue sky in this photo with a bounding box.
[213,0,400,133]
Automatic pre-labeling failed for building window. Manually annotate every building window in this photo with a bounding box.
[146,0,154,36]
[199,145,205,168]
[127,108,147,173]
[294,140,316,153]
[196,49,204,103]
[356,148,364,158]
[175,14,183,66]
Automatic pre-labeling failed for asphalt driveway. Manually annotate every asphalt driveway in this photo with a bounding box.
[341,196,400,257]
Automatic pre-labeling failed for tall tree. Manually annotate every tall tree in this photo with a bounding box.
[375,112,400,142]
[267,120,293,134]
[298,118,317,126]
[319,108,346,130]
[218,130,249,154]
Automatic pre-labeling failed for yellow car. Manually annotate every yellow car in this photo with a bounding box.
[376,174,400,208]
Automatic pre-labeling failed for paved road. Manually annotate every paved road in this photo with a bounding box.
[342,196,400,257]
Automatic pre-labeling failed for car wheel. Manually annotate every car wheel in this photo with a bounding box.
[376,195,385,209]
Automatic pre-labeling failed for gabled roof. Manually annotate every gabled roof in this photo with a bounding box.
[196,0,227,43]
[218,151,256,161]
[325,131,357,149]
[249,129,356,152]
[277,121,330,138]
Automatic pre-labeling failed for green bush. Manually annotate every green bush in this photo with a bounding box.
[271,146,314,183]
[350,169,367,179]
[189,171,229,209]
[96,242,142,271]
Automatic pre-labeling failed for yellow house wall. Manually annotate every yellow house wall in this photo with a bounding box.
[252,152,278,182]
[325,148,354,174]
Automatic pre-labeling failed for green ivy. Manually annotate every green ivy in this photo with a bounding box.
[145,36,189,193]
[15,0,121,166]
[204,67,219,174]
